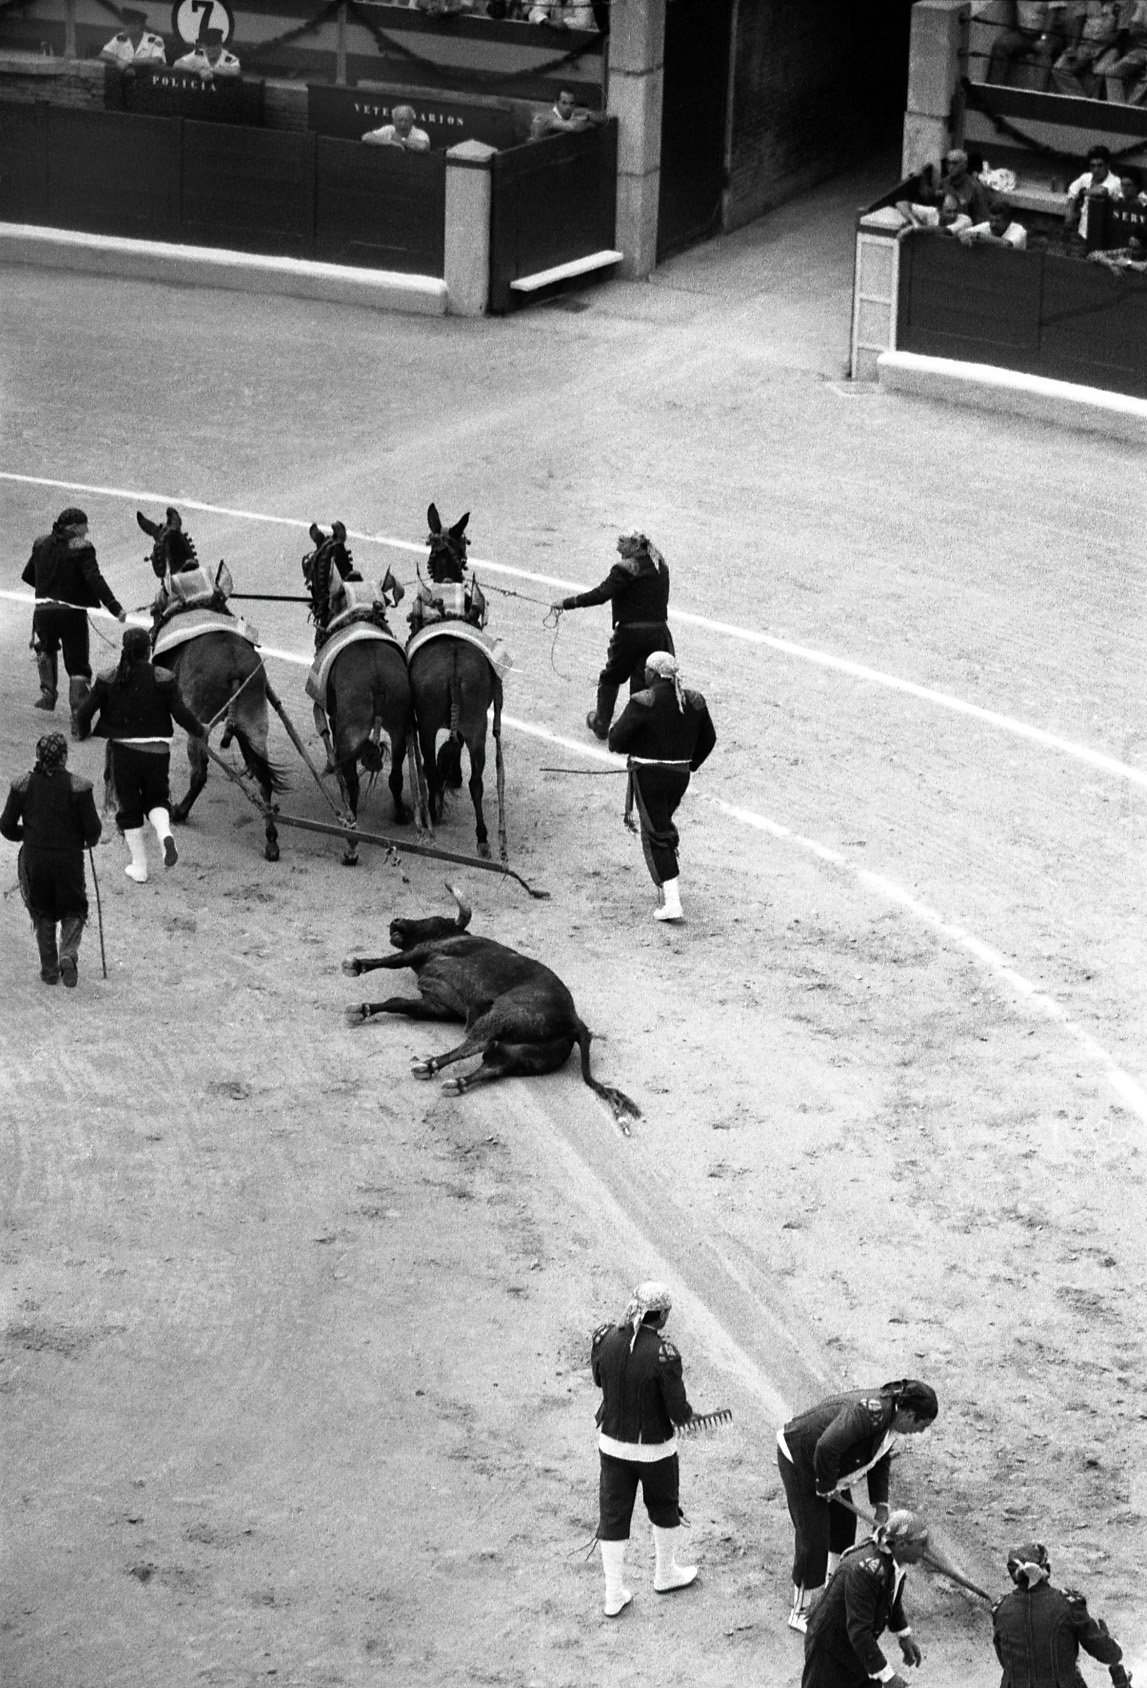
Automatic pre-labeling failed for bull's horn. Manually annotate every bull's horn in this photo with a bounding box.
[444,882,472,929]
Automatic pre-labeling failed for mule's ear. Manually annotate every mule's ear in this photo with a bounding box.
[136,510,161,537]
[427,503,442,534]
[309,522,325,546]
[449,512,470,540]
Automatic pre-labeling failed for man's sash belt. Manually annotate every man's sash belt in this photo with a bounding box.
[627,756,691,767]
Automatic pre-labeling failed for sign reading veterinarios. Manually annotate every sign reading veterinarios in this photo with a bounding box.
[308,84,519,151]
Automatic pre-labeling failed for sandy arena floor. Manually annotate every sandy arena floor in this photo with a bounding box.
[2,163,1146,1688]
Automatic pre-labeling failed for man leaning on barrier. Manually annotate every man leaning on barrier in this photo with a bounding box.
[362,105,431,152]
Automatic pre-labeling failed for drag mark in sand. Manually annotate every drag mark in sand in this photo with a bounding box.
[2,471,1143,792]
[1,601,1140,1125]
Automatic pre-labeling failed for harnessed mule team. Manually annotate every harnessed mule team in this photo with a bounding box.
[139,501,510,871]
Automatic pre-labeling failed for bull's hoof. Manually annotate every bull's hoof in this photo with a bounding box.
[477,839,491,860]
[341,958,364,977]
[171,805,189,826]
[264,842,280,863]
[410,1057,436,1079]
[441,1077,464,1096]
[392,805,411,827]
[345,1004,372,1027]
[341,851,359,868]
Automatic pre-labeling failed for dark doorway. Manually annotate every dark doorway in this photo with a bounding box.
[656,0,733,261]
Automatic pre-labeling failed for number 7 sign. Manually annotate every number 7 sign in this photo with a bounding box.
[172,0,234,46]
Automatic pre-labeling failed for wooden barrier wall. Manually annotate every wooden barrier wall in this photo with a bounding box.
[0,99,445,272]
[487,118,616,314]
[896,229,1147,401]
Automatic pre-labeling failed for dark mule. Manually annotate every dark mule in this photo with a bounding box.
[408,504,506,861]
[325,638,415,867]
[343,886,641,1129]
[137,507,288,861]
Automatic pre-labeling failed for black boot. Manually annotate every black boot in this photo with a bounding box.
[34,650,58,711]
[59,916,84,987]
[35,918,60,984]
[587,681,618,741]
[68,676,90,740]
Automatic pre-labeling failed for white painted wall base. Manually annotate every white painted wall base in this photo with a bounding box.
[0,224,449,315]
[878,350,1147,444]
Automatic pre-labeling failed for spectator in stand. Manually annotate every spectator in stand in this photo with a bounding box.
[987,1,1069,90]
[362,105,431,151]
[958,199,1029,247]
[1066,144,1124,242]
[1119,168,1147,202]
[528,0,597,25]
[1088,230,1147,267]
[412,0,475,13]
[1052,0,1123,95]
[1099,0,1147,99]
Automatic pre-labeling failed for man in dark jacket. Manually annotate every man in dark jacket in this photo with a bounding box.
[0,732,102,986]
[22,508,127,730]
[992,1542,1129,1688]
[778,1379,938,1632]
[552,532,673,740]
[607,651,716,923]
[590,1280,697,1616]
[75,627,206,884]
[802,1511,929,1688]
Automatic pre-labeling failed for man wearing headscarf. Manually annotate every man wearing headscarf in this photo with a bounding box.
[606,651,716,923]
[0,732,102,986]
[802,1511,929,1688]
[590,1280,698,1616]
[992,1542,1129,1687]
[551,532,673,740]
[778,1379,939,1632]
[21,508,127,731]
[75,627,206,884]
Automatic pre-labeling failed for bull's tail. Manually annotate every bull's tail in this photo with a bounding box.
[575,1021,641,1134]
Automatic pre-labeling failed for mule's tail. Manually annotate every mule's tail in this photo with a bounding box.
[575,1021,641,1133]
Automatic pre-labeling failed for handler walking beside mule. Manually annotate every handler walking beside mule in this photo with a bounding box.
[76,628,206,883]
[553,532,673,740]
[607,652,715,923]
[0,732,102,986]
[23,507,127,732]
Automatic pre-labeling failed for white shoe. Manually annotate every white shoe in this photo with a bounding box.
[599,1539,632,1617]
[652,1524,697,1593]
[124,826,149,883]
[653,876,683,922]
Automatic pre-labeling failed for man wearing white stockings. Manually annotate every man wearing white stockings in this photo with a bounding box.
[76,628,206,883]
[590,1280,699,1617]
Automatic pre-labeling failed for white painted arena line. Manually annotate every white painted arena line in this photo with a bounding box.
[4,594,1143,1122]
[3,470,1144,792]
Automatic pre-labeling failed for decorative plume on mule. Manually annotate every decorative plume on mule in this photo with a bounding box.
[343,884,640,1128]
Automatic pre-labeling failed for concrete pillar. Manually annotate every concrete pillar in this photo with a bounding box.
[607,0,666,280]
[444,139,495,317]
[902,0,969,177]
[850,208,903,382]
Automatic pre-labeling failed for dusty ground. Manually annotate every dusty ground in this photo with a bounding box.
[2,161,1146,1688]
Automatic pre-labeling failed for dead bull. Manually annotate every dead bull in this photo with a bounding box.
[343,886,641,1130]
